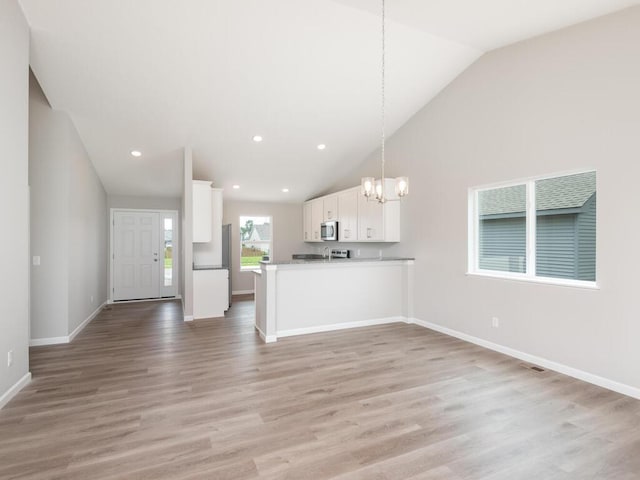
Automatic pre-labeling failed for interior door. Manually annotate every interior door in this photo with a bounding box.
[113,211,160,300]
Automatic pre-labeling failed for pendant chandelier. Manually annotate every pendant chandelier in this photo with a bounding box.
[361,0,409,204]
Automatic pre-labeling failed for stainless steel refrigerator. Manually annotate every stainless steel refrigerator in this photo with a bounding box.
[222,224,232,307]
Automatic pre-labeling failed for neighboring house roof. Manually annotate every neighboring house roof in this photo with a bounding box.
[479,171,595,216]
[248,223,271,242]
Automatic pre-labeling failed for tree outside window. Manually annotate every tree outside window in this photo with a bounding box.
[240,216,272,269]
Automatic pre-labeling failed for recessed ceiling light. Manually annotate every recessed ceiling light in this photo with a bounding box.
[232,185,240,189]
[282,188,289,193]
[252,135,263,143]
[317,144,326,150]
[130,150,142,157]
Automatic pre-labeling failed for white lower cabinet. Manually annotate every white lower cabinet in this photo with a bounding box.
[193,269,229,319]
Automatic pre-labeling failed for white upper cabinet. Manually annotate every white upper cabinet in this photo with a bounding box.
[358,178,400,243]
[303,202,313,242]
[193,180,212,243]
[303,179,400,243]
[358,193,384,241]
[311,198,324,242]
[338,188,358,242]
[303,198,323,243]
[323,195,338,222]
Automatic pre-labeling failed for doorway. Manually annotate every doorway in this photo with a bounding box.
[110,209,179,301]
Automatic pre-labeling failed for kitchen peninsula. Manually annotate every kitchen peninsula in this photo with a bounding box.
[254,257,414,343]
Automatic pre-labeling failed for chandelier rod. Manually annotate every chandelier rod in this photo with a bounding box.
[380,0,386,201]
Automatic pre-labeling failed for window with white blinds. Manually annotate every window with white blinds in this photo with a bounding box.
[469,171,596,287]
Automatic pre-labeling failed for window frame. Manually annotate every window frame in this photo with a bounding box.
[467,169,598,289]
[239,215,273,271]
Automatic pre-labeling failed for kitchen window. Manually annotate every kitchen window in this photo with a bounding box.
[468,170,597,288]
[240,216,272,270]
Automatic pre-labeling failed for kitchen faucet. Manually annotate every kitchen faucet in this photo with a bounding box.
[323,246,331,261]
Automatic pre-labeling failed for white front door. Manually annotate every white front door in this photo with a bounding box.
[113,211,160,301]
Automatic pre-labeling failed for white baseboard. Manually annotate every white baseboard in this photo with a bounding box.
[277,317,405,339]
[110,296,179,305]
[254,324,277,343]
[30,336,68,347]
[0,372,31,410]
[30,302,106,347]
[69,301,106,342]
[409,317,640,400]
[232,290,254,295]
[193,313,225,320]
[184,315,194,322]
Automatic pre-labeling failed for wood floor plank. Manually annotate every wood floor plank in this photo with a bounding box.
[1,297,639,479]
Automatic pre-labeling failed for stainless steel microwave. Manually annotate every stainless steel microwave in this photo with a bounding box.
[321,221,338,241]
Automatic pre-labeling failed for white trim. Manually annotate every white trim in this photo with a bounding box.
[408,318,640,400]
[0,372,31,410]
[30,336,68,347]
[526,180,536,276]
[109,208,180,303]
[239,214,274,274]
[466,271,599,290]
[184,315,194,322]
[470,167,597,192]
[468,168,598,288]
[254,324,277,343]
[240,266,262,272]
[30,302,106,346]
[194,313,225,320]
[232,290,254,295]
[277,316,405,339]
[109,296,179,305]
[69,302,106,342]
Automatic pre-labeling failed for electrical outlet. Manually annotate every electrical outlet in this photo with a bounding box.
[32,256,41,266]
[7,350,13,367]
[492,317,500,328]
[378,249,383,258]
[90,295,94,303]
[356,249,361,257]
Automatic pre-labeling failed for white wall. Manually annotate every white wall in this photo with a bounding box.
[0,0,30,405]
[223,200,308,293]
[29,72,69,339]
[29,71,108,340]
[108,195,180,211]
[182,148,193,318]
[336,7,640,391]
[67,120,108,334]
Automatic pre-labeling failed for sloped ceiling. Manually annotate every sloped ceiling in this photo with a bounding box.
[19,0,638,201]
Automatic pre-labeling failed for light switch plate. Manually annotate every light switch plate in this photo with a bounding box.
[32,256,41,266]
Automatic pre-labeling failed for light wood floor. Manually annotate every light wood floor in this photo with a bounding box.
[1,298,639,479]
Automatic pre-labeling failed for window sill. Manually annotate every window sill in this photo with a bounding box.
[466,271,599,290]
[240,266,261,272]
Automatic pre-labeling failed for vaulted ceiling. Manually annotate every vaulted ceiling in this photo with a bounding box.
[19,0,638,201]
